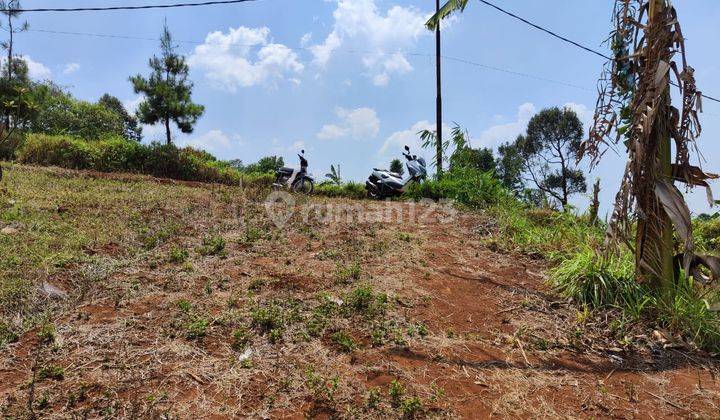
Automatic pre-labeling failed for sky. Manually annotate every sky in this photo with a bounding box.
[18,0,720,217]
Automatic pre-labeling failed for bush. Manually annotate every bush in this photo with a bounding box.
[15,134,270,186]
[315,181,366,199]
[404,168,507,208]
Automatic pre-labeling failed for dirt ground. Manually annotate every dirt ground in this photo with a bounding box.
[0,168,718,418]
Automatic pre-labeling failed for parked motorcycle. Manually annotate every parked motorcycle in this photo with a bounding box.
[365,145,427,199]
[273,150,315,194]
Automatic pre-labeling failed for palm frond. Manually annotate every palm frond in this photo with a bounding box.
[426,0,470,30]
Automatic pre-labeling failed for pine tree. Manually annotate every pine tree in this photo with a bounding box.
[130,21,204,145]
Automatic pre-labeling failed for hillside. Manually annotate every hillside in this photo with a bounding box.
[0,164,719,418]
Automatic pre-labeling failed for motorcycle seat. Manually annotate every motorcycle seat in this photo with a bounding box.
[278,167,294,174]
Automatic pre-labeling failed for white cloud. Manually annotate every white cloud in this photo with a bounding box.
[478,102,537,148]
[62,62,80,75]
[3,55,52,80]
[379,120,451,159]
[180,129,242,152]
[310,0,429,85]
[317,124,348,140]
[188,26,304,91]
[300,32,313,47]
[317,106,380,140]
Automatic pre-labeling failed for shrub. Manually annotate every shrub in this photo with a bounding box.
[15,134,260,186]
[315,181,367,199]
[404,167,507,208]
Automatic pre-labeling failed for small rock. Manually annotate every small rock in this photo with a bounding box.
[1,226,18,235]
[41,282,67,299]
[328,296,344,306]
[238,348,253,362]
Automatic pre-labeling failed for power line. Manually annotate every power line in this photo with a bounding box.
[477,0,611,61]
[476,0,720,105]
[1,0,255,13]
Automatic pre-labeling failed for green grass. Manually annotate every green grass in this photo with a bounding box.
[0,163,245,343]
[551,246,720,352]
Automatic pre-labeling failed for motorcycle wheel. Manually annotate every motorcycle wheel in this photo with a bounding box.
[292,178,314,194]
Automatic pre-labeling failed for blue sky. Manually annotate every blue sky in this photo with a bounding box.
[19,0,720,216]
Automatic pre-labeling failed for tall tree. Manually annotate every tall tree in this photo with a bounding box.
[98,94,142,142]
[0,0,28,84]
[130,21,203,145]
[514,107,586,209]
[496,139,524,194]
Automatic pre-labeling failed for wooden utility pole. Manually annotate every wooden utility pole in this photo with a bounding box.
[435,0,443,179]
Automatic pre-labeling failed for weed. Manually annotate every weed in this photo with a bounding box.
[186,318,209,339]
[198,235,226,257]
[248,278,266,292]
[251,302,287,343]
[37,323,56,344]
[331,331,356,353]
[367,387,382,408]
[345,284,388,317]
[232,326,251,351]
[388,380,405,407]
[168,246,189,263]
[176,300,192,314]
[38,364,65,381]
[334,261,361,284]
[0,322,18,347]
[399,396,423,418]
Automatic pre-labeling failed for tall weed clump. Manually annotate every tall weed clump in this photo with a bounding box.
[488,201,604,261]
[405,168,507,208]
[552,246,720,352]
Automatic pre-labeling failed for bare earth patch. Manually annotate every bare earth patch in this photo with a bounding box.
[0,165,718,418]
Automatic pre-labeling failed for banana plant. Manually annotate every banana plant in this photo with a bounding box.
[325,164,341,185]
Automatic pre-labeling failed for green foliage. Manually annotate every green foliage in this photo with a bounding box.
[405,167,507,208]
[513,107,587,208]
[168,246,188,263]
[197,235,226,256]
[489,201,602,261]
[38,364,65,381]
[16,134,275,186]
[0,322,18,347]
[325,164,342,185]
[98,94,142,141]
[551,246,720,352]
[334,261,361,284]
[551,247,638,308]
[388,380,405,407]
[130,21,204,144]
[345,284,388,317]
[185,318,209,339]
[314,181,366,199]
[496,139,524,193]
[232,326,251,351]
[389,158,404,176]
[30,91,125,140]
[240,155,284,174]
[694,214,720,253]
[331,331,356,353]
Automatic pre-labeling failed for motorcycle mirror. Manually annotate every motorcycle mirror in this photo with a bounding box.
[404,145,410,151]
[301,149,305,154]
[413,155,417,159]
